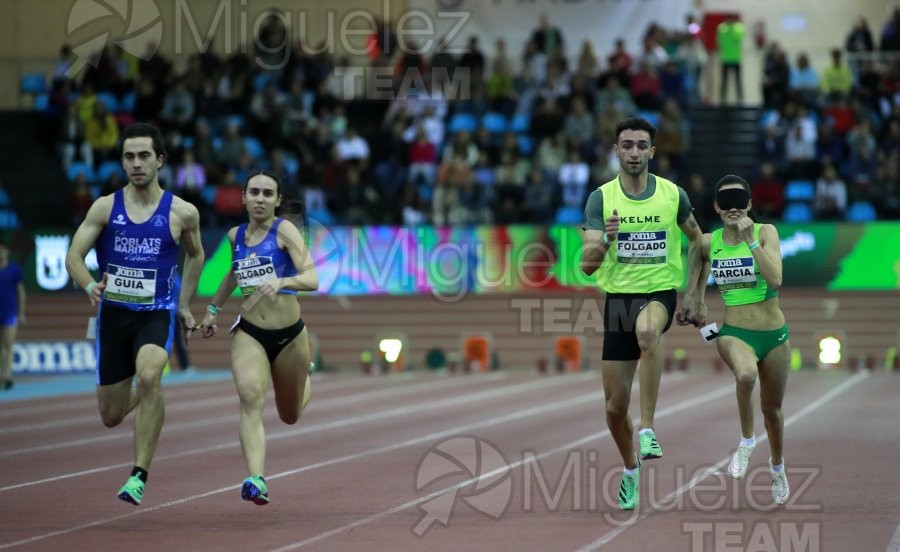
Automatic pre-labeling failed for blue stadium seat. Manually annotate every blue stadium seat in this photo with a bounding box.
[782,202,813,222]
[181,136,195,150]
[201,186,217,205]
[0,188,7,207]
[447,113,477,133]
[636,110,660,127]
[0,210,21,230]
[481,112,507,134]
[68,162,96,182]
[33,93,49,112]
[20,72,47,94]
[555,206,583,224]
[211,137,223,152]
[282,157,300,177]
[307,209,334,225]
[253,73,278,91]
[244,137,265,159]
[785,180,814,202]
[119,92,136,113]
[95,92,118,112]
[510,113,530,134]
[846,201,876,222]
[517,135,534,155]
[96,161,125,183]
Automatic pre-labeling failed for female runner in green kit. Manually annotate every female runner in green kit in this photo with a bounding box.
[698,174,790,505]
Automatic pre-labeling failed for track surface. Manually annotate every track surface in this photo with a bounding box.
[1,368,898,552]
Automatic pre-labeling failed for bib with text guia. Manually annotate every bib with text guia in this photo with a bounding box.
[104,264,157,304]
[616,230,668,265]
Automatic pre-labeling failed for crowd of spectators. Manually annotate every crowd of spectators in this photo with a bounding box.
[752,8,900,221]
[38,7,900,227]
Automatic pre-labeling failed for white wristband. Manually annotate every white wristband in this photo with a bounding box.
[602,233,611,246]
[85,282,97,296]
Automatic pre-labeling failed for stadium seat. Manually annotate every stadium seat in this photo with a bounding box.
[782,202,813,222]
[33,93,49,112]
[0,188,7,207]
[67,162,96,182]
[119,92,137,113]
[202,186,217,205]
[510,113,530,134]
[785,180,814,202]
[846,201,876,222]
[555,206,583,224]
[0,210,21,230]
[481,112,507,134]
[181,136,195,150]
[254,72,281,91]
[517,135,534,155]
[244,137,265,159]
[282,157,300,177]
[95,92,118,112]
[20,72,47,95]
[447,113,477,134]
[307,209,334,225]
[96,161,125,183]
[636,110,660,127]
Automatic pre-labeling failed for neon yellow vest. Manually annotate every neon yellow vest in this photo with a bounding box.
[595,175,683,294]
[709,224,778,306]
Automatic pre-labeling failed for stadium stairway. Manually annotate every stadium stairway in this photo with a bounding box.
[687,105,760,186]
[0,111,68,227]
[19,290,900,373]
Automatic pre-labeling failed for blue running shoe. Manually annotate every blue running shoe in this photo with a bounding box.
[241,475,269,505]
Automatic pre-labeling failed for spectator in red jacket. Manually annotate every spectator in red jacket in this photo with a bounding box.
[751,162,785,218]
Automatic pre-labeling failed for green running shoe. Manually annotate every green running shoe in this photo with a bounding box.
[639,430,663,460]
[241,475,269,505]
[117,476,145,505]
[618,459,641,510]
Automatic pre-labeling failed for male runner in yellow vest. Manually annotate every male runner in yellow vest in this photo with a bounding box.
[581,117,706,509]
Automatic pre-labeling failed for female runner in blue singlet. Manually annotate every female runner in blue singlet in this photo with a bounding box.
[201,171,319,505]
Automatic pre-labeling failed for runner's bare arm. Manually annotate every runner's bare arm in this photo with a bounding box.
[277,221,319,292]
[65,197,112,305]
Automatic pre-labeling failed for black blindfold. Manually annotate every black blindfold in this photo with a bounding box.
[716,188,750,210]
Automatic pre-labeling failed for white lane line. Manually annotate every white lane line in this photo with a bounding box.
[0,373,507,436]
[886,519,900,552]
[574,370,870,551]
[265,382,735,551]
[0,373,592,491]
[0,375,608,549]
[0,372,409,418]
[0,372,531,457]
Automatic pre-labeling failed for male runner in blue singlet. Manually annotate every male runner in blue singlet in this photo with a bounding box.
[66,123,205,505]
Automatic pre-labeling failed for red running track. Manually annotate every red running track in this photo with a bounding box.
[1,369,899,551]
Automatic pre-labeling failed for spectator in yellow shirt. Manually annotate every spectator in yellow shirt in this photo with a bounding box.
[716,14,745,104]
[820,49,853,98]
[85,101,120,165]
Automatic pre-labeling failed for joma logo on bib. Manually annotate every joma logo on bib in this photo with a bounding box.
[616,230,668,264]
[105,264,157,304]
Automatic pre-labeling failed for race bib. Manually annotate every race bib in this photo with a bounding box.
[711,257,757,290]
[104,264,156,304]
[616,230,668,265]
[233,256,277,295]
